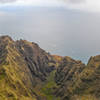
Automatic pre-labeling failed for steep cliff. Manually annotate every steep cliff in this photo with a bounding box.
[54,55,100,100]
[54,56,85,100]
[0,35,100,100]
[0,36,55,100]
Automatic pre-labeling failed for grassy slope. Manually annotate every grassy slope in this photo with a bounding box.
[0,64,36,100]
[0,43,37,100]
[70,56,100,100]
[41,70,60,100]
[0,36,100,100]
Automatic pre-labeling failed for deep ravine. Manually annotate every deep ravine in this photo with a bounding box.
[0,35,100,100]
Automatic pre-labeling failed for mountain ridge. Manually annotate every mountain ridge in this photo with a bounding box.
[0,35,100,100]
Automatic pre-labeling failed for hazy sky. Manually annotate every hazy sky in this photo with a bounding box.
[0,0,100,12]
[0,0,100,63]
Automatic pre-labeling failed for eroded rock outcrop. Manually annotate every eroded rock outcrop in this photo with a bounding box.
[54,55,100,100]
[0,35,100,100]
[54,56,85,100]
[0,36,55,100]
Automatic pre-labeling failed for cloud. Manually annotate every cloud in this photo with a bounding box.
[0,0,17,4]
[68,0,85,4]
[0,0,100,12]
[0,0,64,7]
[61,0,100,12]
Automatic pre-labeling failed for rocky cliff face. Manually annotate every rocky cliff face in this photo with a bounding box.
[0,36,55,100]
[0,36,36,100]
[54,56,85,100]
[16,39,55,81]
[54,55,100,100]
[0,35,100,100]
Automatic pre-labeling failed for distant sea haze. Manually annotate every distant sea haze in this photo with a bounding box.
[0,6,100,63]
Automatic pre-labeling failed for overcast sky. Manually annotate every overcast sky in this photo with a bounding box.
[0,0,100,12]
[0,0,100,63]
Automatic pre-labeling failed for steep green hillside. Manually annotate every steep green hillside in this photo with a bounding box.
[41,70,60,100]
[0,36,37,100]
[54,56,100,100]
[71,55,100,100]
[0,35,100,100]
[0,36,55,100]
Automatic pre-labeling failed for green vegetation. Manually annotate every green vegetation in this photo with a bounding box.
[41,71,60,100]
[0,36,100,100]
[0,68,6,80]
